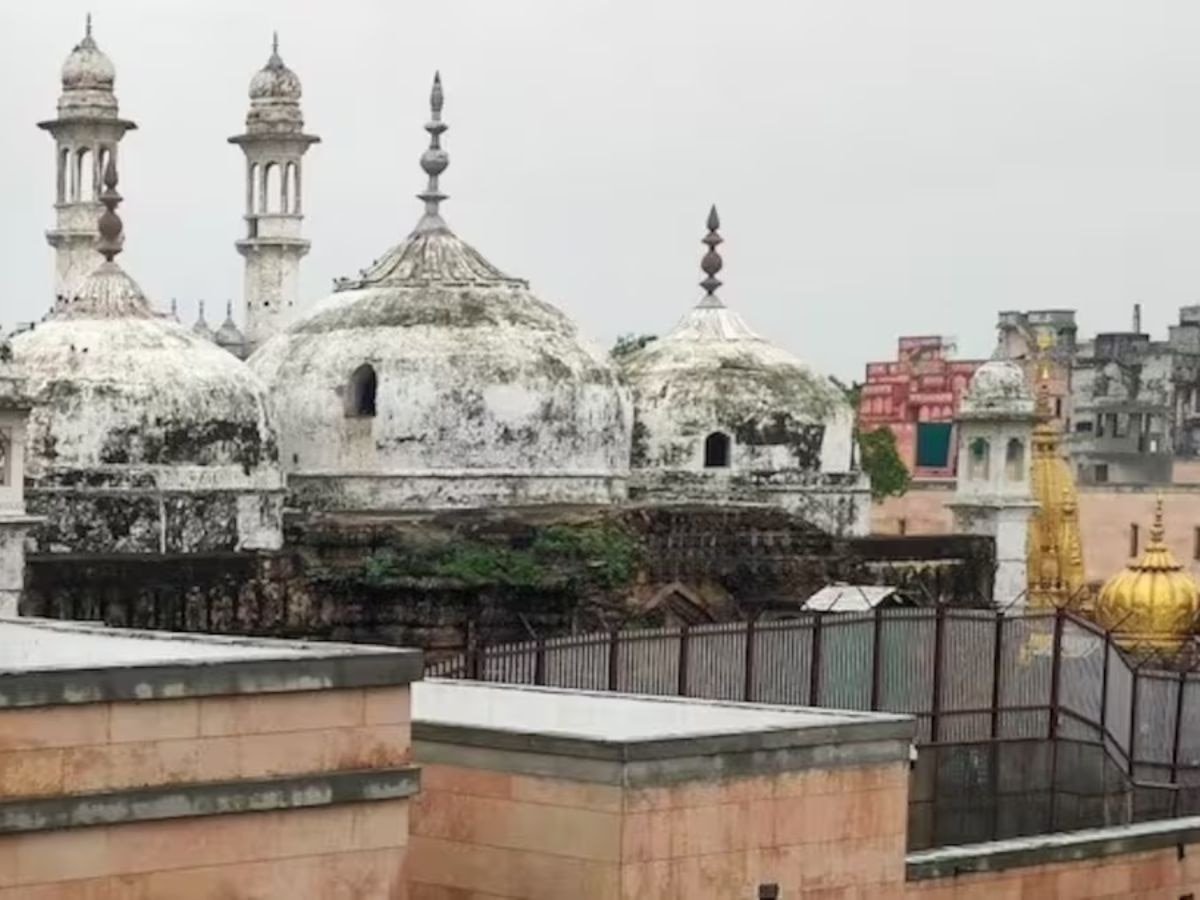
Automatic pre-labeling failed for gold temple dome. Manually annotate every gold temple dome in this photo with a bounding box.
[1094,500,1200,651]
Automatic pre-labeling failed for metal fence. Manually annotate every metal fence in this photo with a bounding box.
[429,608,1200,797]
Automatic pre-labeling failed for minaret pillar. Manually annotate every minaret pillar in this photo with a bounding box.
[229,35,319,352]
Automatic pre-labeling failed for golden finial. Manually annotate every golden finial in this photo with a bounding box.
[1150,494,1166,546]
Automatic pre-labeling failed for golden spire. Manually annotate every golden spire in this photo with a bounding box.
[1027,330,1087,609]
[1095,497,1200,651]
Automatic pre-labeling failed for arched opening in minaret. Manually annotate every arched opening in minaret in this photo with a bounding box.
[248,162,261,217]
[968,437,990,481]
[76,147,94,202]
[1005,438,1025,481]
[263,162,280,214]
[704,432,731,469]
[285,162,300,213]
[348,364,378,418]
[57,147,70,203]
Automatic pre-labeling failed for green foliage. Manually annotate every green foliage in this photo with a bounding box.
[610,333,657,360]
[830,376,863,411]
[858,427,910,501]
[335,523,642,591]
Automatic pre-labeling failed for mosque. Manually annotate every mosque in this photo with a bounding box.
[0,20,871,618]
[7,20,1197,654]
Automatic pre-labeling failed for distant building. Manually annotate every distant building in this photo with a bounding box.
[858,336,984,477]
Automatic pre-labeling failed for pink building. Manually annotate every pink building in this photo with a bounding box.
[858,336,986,477]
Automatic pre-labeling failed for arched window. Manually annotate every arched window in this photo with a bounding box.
[76,147,93,202]
[347,364,377,418]
[1005,438,1025,482]
[57,147,70,202]
[967,437,990,481]
[704,432,731,468]
[286,162,300,213]
[263,162,280,214]
[248,162,260,216]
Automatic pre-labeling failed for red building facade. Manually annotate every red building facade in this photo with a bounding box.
[858,336,985,477]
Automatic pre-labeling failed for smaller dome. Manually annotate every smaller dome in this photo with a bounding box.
[961,359,1034,417]
[192,301,215,341]
[1094,500,1200,651]
[249,44,301,101]
[62,32,115,92]
[215,302,246,350]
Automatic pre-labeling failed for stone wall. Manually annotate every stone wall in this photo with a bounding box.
[22,505,995,655]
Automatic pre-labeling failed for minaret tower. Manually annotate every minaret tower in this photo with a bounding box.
[38,16,136,304]
[229,34,319,352]
[948,354,1039,608]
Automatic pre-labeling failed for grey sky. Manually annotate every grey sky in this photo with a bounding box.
[4,1,1200,382]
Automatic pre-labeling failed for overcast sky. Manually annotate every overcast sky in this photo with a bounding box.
[4,1,1200,381]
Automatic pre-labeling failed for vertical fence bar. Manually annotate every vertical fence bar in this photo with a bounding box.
[869,605,884,711]
[1171,672,1187,817]
[743,616,758,703]
[930,605,946,743]
[989,612,1004,740]
[1048,609,1064,740]
[534,637,546,686]
[1128,666,1141,778]
[677,625,690,697]
[607,629,620,692]
[1099,629,1111,741]
[809,614,824,707]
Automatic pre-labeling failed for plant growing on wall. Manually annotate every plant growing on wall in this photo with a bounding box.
[610,333,657,359]
[858,427,910,500]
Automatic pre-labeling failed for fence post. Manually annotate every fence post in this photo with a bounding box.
[1048,609,1064,741]
[607,629,621,693]
[743,616,758,703]
[1128,666,1141,778]
[989,612,1004,740]
[1099,629,1111,742]
[931,605,946,743]
[808,613,823,707]
[534,637,547,686]
[677,625,690,697]
[1171,672,1186,814]
[869,605,884,711]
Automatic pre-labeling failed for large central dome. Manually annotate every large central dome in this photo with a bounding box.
[249,74,630,512]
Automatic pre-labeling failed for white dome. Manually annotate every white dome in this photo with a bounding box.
[249,74,629,512]
[61,33,115,91]
[961,359,1035,418]
[249,50,302,101]
[14,262,283,554]
[621,300,852,474]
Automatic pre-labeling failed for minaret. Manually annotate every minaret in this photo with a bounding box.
[229,34,319,352]
[38,16,137,304]
[948,354,1039,609]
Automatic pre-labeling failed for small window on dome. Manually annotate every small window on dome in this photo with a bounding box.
[704,432,731,469]
[347,364,377,418]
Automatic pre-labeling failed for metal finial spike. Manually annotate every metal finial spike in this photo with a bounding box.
[273,30,279,55]
[96,155,123,262]
[226,299,234,318]
[699,204,724,304]
[431,71,444,114]
[170,298,178,319]
[86,13,92,39]
[415,71,450,230]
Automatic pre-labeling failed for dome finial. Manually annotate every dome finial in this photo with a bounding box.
[1151,494,1166,546]
[86,12,93,40]
[698,204,724,308]
[414,71,450,233]
[96,155,123,262]
[272,30,279,56]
